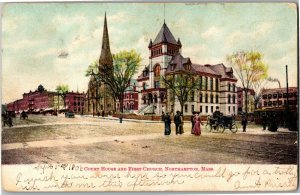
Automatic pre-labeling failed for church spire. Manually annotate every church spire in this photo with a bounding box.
[99,12,113,68]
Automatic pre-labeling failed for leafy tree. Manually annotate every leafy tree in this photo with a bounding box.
[37,84,45,92]
[227,51,268,114]
[86,50,141,113]
[162,72,200,118]
[56,84,69,109]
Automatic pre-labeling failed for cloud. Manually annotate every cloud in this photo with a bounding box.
[201,26,223,39]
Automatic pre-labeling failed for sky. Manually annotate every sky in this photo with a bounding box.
[2,2,298,103]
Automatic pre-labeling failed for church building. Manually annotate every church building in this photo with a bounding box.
[85,13,115,115]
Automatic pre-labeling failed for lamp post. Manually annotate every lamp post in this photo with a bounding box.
[285,65,290,130]
[89,70,102,117]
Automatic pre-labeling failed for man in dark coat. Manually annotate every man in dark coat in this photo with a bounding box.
[164,112,171,135]
[174,111,182,135]
[241,115,247,132]
[262,113,268,130]
[191,112,195,134]
[161,111,165,122]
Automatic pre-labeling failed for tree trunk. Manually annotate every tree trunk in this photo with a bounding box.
[120,97,124,113]
[244,89,249,115]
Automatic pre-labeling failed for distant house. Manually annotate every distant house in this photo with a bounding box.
[237,87,255,113]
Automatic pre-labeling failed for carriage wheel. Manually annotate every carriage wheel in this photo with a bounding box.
[220,124,225,133]
[231,124,238,133]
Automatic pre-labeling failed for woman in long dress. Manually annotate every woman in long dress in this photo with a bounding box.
[193,113,203,136]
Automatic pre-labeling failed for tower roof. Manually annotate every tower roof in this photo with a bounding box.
[152,22,178,46]
[99,12,113,67]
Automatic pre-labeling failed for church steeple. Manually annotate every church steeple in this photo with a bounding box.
[99,12,113,68]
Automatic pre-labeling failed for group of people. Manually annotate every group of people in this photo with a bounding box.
[161,110,203,136]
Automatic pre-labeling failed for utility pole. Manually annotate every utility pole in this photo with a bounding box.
[286,65,290,130]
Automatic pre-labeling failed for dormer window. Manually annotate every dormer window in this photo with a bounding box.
[185,64,191,70]
[171,64,176,71]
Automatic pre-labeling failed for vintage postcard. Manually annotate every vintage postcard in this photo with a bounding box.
[1,2,298,192]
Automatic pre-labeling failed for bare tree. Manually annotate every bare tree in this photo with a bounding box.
[227,51,268,114]
[86,50,141,113]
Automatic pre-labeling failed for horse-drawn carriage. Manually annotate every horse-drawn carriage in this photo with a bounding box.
[206,114,238,133]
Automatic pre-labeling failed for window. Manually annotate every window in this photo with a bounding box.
[205,77,208,90]
[228,83,231,92]
[233,106,235,113]
[74,102,76,106]
[273,94,278,98]
[210,78,213,91]
[190,91,194,101]
[185,104,188,113]
[216,95,219,103]
[154,81,160,89]
[143,83,146,90]
[154,94,158,103]
[268,94,272,99]
[199,76,203,89]
[215,79,219,92]
[228,94,231,103]
[210,94,214,103]
[262,94,267,99]
[200,106,202,113]
[233,84,236,92]
[228,106,231,113]
[191,105,194,113]
[211,106,213,113]
[268,101,272,106]
[205,106,208,113]
[154,65,161,77]
[278,93,283,98]
[233,95,236,104]
[205,94,208,103]
[200,93,203,103]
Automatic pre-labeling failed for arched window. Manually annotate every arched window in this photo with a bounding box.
[200,93,203,103]
[228,83,231,92]
[210,94,214,103]
[216,95,219,103]
[154,94,158,103]
[143,83,146,90]
[154,64,161,77]
[205,94,208,103]
[228,94,231,103]
[232,95,236,104]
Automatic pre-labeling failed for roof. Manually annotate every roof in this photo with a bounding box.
[261,87,298,94]
[165,52,192,73]
[125,79,138,91]
[191,64,220,76]
[137,65,150,80]
[208,64,238,81]
[152,23,178,46]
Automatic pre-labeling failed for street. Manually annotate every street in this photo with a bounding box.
[2,115,298,164]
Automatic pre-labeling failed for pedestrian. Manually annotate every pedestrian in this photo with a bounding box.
[179,112,184,134]
[161,111,165,122]
[102,110,105,117]
[174,111,182,135]
[97,111,100,117]
[7,114,13,128]
[241,115,247,132]
[193,113,204,136]
[164,112,171,135]
[262,113,267,130]
[191,112,195,134]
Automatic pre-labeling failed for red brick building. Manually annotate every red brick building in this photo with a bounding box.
[6,85,86,114]
[237,87,255,113]
[65,92,85,114]
[116,79,139,112]
[260,87,298,109]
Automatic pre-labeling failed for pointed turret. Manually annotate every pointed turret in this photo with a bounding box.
[177,38,182,47]
[148,39,153,48]
[152,22,178,46]
[99,12,113,68]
